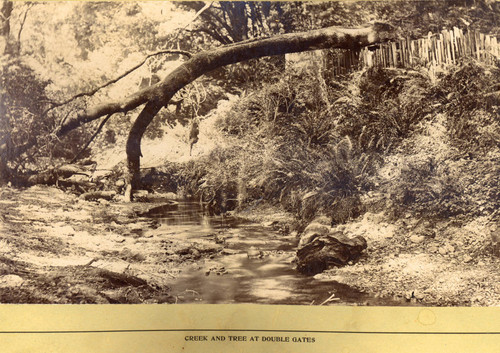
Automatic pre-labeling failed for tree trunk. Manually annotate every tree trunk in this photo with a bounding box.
[124,100,162,201]
[122,23,397,200]
[0,0,13,183]
[56,23,396,139]
[2,23,397,194]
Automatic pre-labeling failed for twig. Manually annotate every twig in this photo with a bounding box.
[184,289,200,296]
[319,293,340,306]
[178,2,214,34]
[17,3,34,44]
[45,49,193,114]
[70,113,112,163]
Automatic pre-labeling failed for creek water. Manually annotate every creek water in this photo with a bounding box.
[143,200,401,305]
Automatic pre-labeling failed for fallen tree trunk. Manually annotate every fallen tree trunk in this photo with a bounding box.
[3,23,398,197]
[122,23,398,200]
[80,190,116,201]
[58,23,396,137]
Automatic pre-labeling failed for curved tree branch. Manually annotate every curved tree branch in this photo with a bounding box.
[4,22,398,190]
[58,22,396,138]
[179,1,213,33]
[70,113,113,164]
[122,22,398,200]
[46,49,193,114]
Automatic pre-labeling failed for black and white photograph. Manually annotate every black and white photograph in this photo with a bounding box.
[0,0,499,306]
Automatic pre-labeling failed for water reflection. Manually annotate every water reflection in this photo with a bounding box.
[144,200,404,305]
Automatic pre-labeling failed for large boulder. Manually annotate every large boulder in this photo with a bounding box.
[297,216,331,248]
[296,231,367,275]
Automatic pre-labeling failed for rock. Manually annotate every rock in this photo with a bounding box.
[133,190,149,200]
[247,246,264,259]
[428,245,439,253]
[221,248,240,255]
[177,243,222,257]
[263,220,278,227]
[413,290,425,300]
[304,223,330,235]
[463,255,473,263]
[296,233,367,275]
[130,225,144,233]
[257,263,288,272]
[115,179,126,188]
[311,215,331,226]
[0,275,24,288]
[80,191,116,201]
[422,228,436,238]
[92,170,113,180]
[53,225,76,237]
[438,244,454,256]
[91,260,130,273]
[214,234,225,244]
[163,192,178,200]
[114,195,126,202]
[189,248,201,259]
[298,220,331,248]
[120,248,146,262]
[410,234,426,244]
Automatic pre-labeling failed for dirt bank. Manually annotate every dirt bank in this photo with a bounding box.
[309,210,500,306]
[1,185,498,305]
[0,185,223,303]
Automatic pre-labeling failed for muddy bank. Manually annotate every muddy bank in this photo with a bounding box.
[306,211,500,306]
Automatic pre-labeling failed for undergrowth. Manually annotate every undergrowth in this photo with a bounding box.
[171,60,499,226]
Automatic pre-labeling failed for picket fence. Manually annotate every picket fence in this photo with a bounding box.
[311,27,499,76]
[359,27,499,69]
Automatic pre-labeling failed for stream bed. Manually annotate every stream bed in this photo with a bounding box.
[143,200,404,305]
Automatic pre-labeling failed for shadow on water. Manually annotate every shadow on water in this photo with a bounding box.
[142,200,407,306]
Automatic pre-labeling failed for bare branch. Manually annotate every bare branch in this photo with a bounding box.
[17,3,33,44]
[70,113,113,163]
[45,49,192,114]
[72,24,395,131]
[179,1,213,33]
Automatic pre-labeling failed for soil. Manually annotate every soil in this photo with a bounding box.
[314,209,500,306]
[1,185,499,305]
[0,185,221,304]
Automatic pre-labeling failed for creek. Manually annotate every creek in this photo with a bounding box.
[142,200,402,305]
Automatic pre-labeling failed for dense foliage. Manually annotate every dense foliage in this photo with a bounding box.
[174,58,499,226]
[1,1,499,227]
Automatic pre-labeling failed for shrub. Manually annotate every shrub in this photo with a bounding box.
[432,61,500,153]
[1,59,95,179]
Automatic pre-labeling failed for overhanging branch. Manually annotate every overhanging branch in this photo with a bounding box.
[46,49,192,114]
[57,23,396,138]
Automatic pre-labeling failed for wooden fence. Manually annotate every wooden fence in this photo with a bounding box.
[359,27,500,69]
[286,28,499,75]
